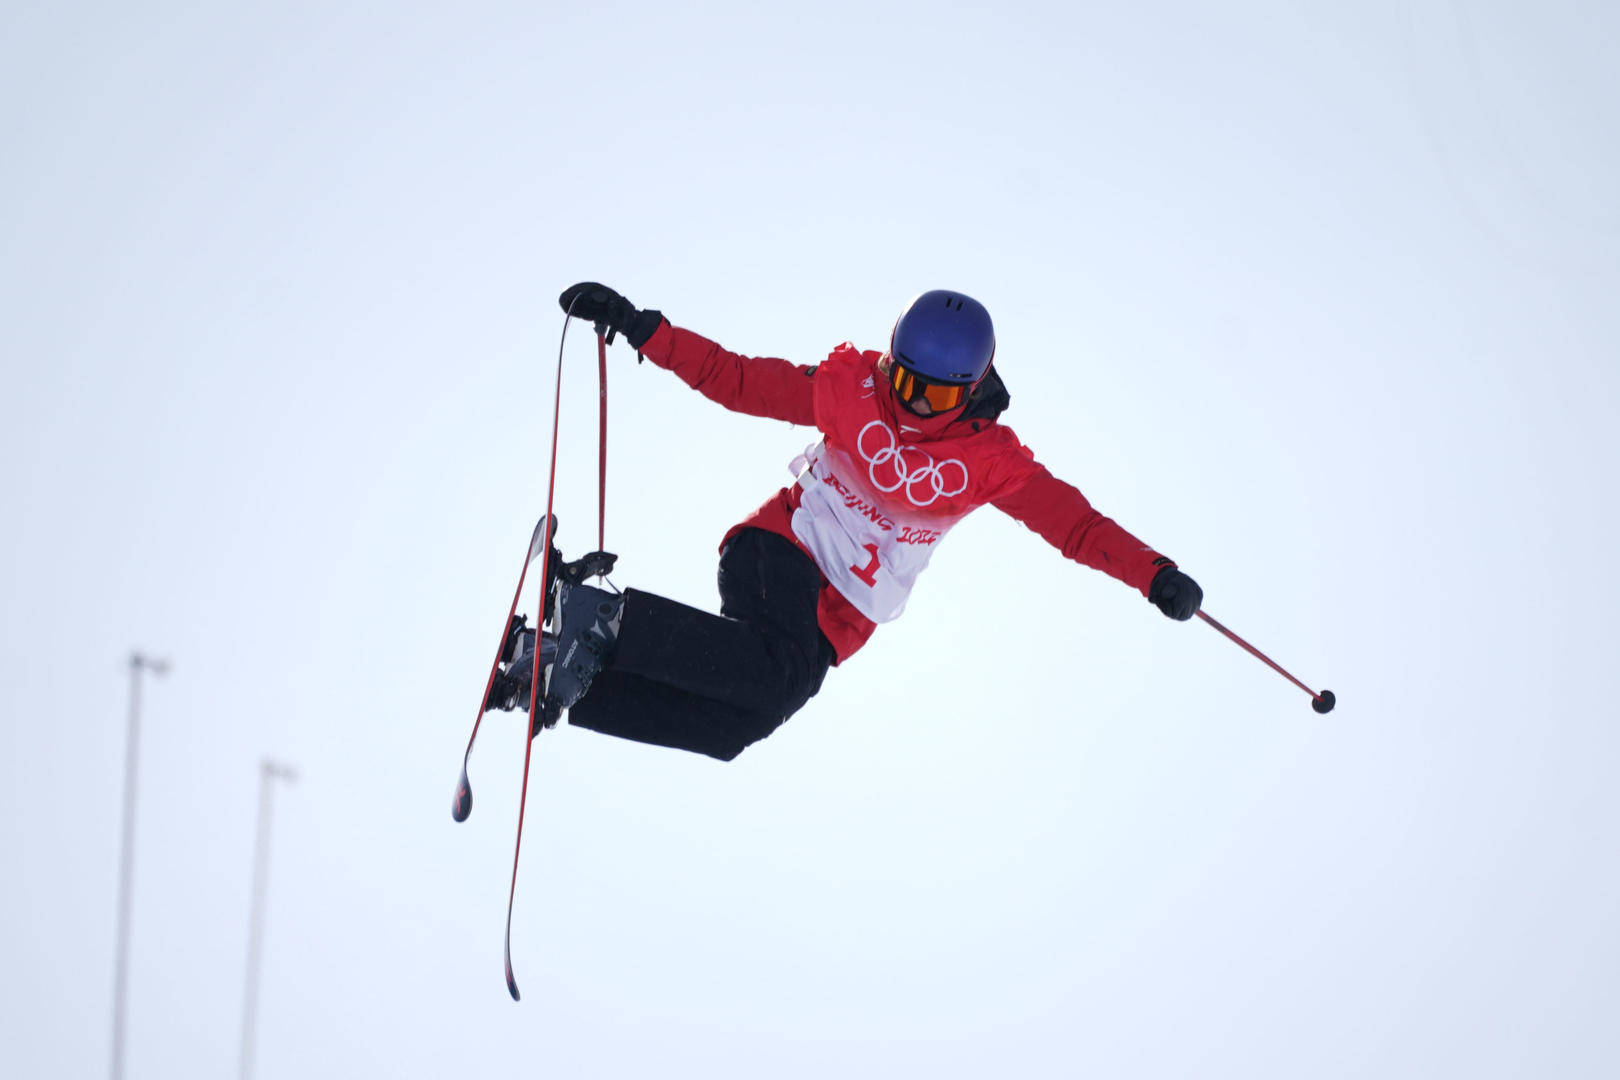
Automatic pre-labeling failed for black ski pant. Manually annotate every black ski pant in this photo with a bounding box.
[567,527,837,761]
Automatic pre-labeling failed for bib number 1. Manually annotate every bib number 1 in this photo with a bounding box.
[850,542,882,588]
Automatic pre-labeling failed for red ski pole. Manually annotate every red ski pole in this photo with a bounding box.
[595,326,609,553]
[1196,611,1336,714]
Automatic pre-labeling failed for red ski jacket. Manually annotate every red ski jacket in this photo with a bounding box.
[637,320,1176,663]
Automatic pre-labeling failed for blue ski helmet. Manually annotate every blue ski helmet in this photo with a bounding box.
[889,290,996,385]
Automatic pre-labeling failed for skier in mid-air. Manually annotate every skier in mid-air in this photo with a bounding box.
[485,282,1203,760]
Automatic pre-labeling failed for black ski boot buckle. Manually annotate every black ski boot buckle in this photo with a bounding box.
[530,696,564,738]
[558,551,617,584]
[498,613,530,664]
[544,550,617,624]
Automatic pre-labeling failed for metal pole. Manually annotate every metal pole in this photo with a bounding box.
[109,652,168,1080]
[239,759,298,1080]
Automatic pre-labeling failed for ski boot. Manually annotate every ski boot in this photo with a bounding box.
[483,614,559,715]
[544,580,624,712]
[483,515,621,732]
[535,515,618,626]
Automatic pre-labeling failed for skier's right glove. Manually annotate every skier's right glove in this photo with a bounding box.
[558,282,663,349]
[1148,565,1203,621]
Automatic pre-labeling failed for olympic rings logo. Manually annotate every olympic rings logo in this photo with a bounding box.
[856,420,969,507]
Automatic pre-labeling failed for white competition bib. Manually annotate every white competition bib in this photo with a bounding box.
[789,426,971,623]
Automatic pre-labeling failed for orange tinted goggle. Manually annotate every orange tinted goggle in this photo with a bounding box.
[889,362,969,412]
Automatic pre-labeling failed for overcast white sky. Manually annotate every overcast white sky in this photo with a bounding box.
[4,2,1618,1078]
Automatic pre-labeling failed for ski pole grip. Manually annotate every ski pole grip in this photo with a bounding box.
[594,320,617,346]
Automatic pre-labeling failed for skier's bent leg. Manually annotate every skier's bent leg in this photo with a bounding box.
[608,529,834,719]
[608,590,827,717]
[567,671,788,761]
[564,528,835,758]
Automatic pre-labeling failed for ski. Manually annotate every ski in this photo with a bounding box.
[455,308,618,1001]
[451,514,559,824]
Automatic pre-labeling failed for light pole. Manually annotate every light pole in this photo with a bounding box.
[109,651,169,1080]
[239,758,298,1080]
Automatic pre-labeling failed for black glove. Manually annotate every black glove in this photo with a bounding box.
[1148,566,1203,621]
[557,282,663,349]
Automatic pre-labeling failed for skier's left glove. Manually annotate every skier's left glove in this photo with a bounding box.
[1148,566,1202,621]
[558,282,663,349]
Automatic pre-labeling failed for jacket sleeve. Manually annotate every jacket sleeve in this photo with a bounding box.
[990,457,1174,597]
[636,319,816,426]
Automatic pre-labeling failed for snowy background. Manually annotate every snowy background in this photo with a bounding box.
[4,2,1618,1078]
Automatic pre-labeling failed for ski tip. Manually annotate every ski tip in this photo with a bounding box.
[527,516,559,564]
[505,965,521,1002]
[452,775,473,822]
[1311,689,1337,715]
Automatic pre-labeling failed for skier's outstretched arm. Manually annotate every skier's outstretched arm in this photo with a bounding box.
[558,282,815,426]
[991,459,1203,620]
